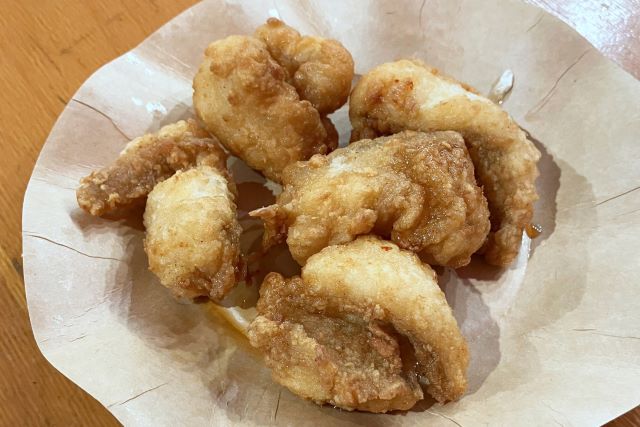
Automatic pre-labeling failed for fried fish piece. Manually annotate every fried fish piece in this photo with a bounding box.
[76,119,224,217]
[255,18,354,115]
[350,60,541,266]
[251,131,490,267]
[248,236,469,412]
[143,162,242,301]
[193,30,343,183]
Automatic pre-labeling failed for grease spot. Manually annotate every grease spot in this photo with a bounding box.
[268,8,280,18]
[146,102,167,115]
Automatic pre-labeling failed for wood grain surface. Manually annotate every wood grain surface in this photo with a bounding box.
[1,0,638,425]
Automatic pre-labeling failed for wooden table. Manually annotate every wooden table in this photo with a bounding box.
[1,1,638,425]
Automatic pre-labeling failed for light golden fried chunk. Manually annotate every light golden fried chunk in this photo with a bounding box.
[248,236,469,412]
[76,120,225,216]
[251,131,490,267]
[255,18,354,115]
[350,60,541,266]
[143,165,241,301]
[193,34,338,183]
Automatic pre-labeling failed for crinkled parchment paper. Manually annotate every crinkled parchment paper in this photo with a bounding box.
[22,0,640,425]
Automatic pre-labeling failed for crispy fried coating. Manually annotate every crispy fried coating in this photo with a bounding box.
[143,165,241,301]
[76,120,225,217]
[349,60,541,266]
[255,18,354,114]
[251,131,490,267]
[248,236,469,412]
[193,34,338,183]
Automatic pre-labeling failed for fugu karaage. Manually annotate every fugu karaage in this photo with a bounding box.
[144,162,242,301]
[248,236,469,412]
[193,19,353,183]
[76,119,242,301]
[350,60,540,266]
[251,131,490,267]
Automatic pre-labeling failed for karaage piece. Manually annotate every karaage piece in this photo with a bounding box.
[76,120,225,216]
[143,163,242,301]
[193,34,338,183]
[350,60,541,266]
[251,131,490,267]
[248,236,469,412]
[255,18,354,115]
